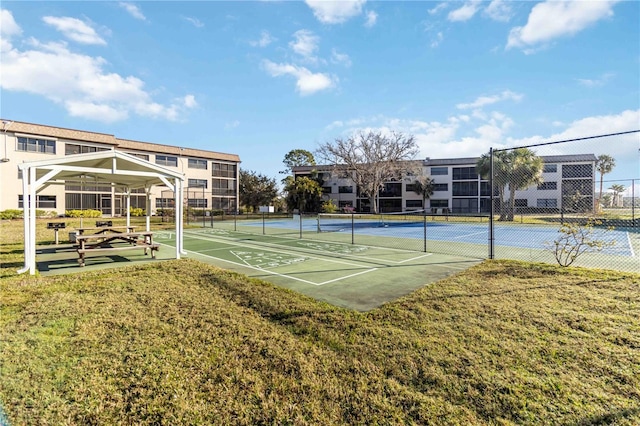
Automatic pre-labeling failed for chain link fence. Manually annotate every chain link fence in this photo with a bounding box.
[488,132,639,272]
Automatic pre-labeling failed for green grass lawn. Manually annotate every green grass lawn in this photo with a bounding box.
[1,219,639,425]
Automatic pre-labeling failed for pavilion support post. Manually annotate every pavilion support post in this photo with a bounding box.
[17,166,31,274]
[125,189,131,228]
[145,188,151,232]
[29,167,37,275]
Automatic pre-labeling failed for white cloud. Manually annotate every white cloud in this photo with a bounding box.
[484,0,513,22]
[250,30,275,47]
[327,109,640,165]
[262,60,335,96]
[183,16,204,28]
[430,32,444,48]
[507,0,619,50]
[577,72,615,87]
[289,29,319,61]
[42,16,106,45]
[456,90,523,110]
[428,3,448,15]
[448,0,482,22]
[364,10,377,27]
[1,9,22,52]
[1,29,194,123]
[182,94,197,108]
[119,2,146,21]
[1,9,22,37]
[331,48,351,67]
[305,0,366,24]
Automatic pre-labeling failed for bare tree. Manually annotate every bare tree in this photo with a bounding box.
[316,130,420,214]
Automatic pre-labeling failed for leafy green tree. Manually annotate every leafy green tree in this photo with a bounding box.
[239,169,278,213]
[477,148,543,221]
[411,175,434,210]
[281,149,316,175]
[284,176,323,213]
[316,130,420,214]
[595,154,615,211]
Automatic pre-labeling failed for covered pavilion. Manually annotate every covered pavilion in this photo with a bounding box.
[17,150,186,275]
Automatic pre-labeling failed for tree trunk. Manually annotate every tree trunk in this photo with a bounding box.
[508,188,516,221]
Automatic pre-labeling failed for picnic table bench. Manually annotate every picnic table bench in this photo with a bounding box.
[75,231,159,267]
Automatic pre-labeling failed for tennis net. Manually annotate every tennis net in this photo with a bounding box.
[317,210,427,232]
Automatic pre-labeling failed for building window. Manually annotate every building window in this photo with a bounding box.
[430,199,448,208]
[452,181,478,196]
[537,181,557,190]
[514,199,528,207]
[537,199,557,208]
[562,164,592,178]
[543,164,557,173]
[187,198,208,208]
[188,158,208,170]
[18,195,57,208]
[17,137,56,154]
[406,199,423,208]
[65,143,108,155]
[379,182,402,197]
[452,198,478,213]
[128,152,150,161]
[212,162,236,178]
[212,178,236,196]
[406,183,417,193]
[156,198,175,208]
[156,155,178,167]
[338,185,353,193]
[212,197,236,212]
[452,167,477,180]
[431,167,448,175]
[433,183,448,191]
[322,186,332,194]
[188,178,208,189]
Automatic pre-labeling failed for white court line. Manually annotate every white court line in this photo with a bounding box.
[319,268,378,285]
[398,253,433,264]
[627,232,635,257]
[450,231,487,240]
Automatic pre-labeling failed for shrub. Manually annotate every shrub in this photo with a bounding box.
[129,207,146,217]
[65,209,102,218]
[321,199,338,213]
[0,209,23,220]
[546,218,615,267]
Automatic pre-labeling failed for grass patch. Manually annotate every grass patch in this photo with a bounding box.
[1,219,639,424]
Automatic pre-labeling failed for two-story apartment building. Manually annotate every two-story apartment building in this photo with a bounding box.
[293,154,597,214]
[0,120,240,216]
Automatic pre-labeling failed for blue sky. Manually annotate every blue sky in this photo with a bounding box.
[1,1,639,191]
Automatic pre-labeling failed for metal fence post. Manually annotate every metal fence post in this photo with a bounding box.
[489,147,495,259]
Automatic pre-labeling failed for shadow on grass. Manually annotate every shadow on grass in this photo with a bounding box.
[571,407,640,426]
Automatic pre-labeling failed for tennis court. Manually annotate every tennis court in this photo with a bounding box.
[154,228,480,311]
[208,213,638,271]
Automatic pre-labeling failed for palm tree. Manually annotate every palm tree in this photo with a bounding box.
[477,148,544,221]
[609,184,626,208]
[411,175,434,211]
[595,154,615,211]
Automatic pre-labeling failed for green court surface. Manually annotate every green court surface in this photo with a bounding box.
[154,228,479,311]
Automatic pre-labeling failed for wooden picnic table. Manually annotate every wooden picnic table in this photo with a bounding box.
[76,225,136,235]
[75,231,159,266]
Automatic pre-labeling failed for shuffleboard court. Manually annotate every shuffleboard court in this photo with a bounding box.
[213,215,638,271]
[154,228,480,311]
